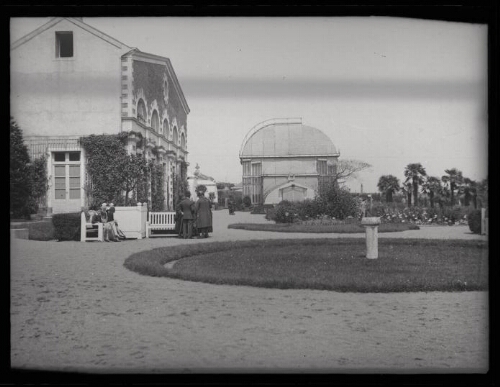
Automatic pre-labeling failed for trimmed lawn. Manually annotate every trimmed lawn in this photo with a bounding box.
[227,222,420,233]
[124,238,488,292]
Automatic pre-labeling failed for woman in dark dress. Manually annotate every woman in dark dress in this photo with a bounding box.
[195,185,213,238]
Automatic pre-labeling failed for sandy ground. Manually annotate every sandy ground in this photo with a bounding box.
[10,211,489,373]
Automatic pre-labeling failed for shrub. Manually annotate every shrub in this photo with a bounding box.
[243,195,252,208]
[272,185,358,223]
[52,212,81,241]
[441,205,468,225]
[28,221,55,241]
[317,184,358,220]
[265,207,277,221]
[468,209,482,234]
[274,200,299,223]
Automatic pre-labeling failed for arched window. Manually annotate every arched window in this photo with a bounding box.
[181,133,186,150]
[162,119,169,135]
[151,110,159,132]
[137,99,146,124]
[173,126,178,146]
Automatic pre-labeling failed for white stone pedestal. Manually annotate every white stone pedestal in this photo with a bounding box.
[361,217,381,259]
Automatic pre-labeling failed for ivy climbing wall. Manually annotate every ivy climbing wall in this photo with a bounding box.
[132,60,187,132]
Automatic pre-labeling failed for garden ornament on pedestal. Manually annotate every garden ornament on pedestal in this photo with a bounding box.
[361,216,381,259]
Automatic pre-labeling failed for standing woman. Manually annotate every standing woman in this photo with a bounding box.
[195,185,213,238]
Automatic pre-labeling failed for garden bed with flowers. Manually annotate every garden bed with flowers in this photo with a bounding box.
[370,203,471,226]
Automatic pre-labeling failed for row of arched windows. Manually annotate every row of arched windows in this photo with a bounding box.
[136,98,186,150]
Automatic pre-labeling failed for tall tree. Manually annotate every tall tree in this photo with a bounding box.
[422,176,442,209]
[404,163,427,207]
[401,181,413,207]
[119,154,148,206]
[10,117,33,218]
[462,177,477,208]
[333,159,372,186]
[377,175,400,203]
[442,168,463,206]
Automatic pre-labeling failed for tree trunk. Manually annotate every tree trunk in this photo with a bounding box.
[407,192,412,207]
[464,191,470,206]
[429,191,434,208]
[413,182,418,207]
[387,191,393,203]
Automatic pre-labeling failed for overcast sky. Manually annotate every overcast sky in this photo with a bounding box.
[11,17,488,192]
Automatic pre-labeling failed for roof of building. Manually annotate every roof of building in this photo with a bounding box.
[10,17,189,114]
[10,17,132,52]
[239,118,339,158]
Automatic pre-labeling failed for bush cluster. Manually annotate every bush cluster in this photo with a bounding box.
[52,213,81,241]
[271,185,358,223]
[467,209,482,234]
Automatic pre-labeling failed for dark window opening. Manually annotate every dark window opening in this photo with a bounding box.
[56,32,73,58]
[54,152,65,162]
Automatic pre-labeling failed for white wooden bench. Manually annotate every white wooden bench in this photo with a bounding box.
[80,211,104,242]
[146,212,177,238]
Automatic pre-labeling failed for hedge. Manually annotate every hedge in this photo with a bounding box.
[52,212,81,241]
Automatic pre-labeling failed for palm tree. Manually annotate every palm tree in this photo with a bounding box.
[462,177,477,208]
[442,168,463,206]
[404,163,427,207]
[422,176,442,209]
[401,181,413,207]
[377,175,400,203]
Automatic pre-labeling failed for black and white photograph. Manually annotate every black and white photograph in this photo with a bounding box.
[9,4,492,379]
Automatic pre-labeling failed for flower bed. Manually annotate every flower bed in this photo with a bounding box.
[370,204,471,226]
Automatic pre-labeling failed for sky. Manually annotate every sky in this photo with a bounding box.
[10,16,488,193]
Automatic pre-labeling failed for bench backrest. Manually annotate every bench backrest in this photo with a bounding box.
[149,212,176,225]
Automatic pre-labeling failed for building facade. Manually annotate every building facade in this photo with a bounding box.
[187,164,218,206]
[239,118,340,205]
[10,17,189,214]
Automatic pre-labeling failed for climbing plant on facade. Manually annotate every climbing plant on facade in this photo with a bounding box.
[150,161,165,211]
[172,160,189,209]
[80,133,148,208]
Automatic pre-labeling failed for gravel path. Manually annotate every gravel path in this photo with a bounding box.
[10,211,489,373]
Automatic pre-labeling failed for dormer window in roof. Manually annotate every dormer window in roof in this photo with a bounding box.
[55,31,73,58]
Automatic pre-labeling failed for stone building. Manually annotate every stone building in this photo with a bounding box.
[10,17,190,214]
[239,118,340,205]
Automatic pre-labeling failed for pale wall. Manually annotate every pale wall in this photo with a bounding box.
[262,158,319,175]
[264,183,316,204]
[10,19,124,137]
[263,176,319,198]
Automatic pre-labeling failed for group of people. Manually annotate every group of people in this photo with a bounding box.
[90,203,126,242]
[175,186,213,239]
